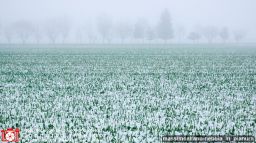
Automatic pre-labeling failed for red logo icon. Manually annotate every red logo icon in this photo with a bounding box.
[1,128,20,142]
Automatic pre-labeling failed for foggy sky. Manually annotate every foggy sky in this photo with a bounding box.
[0,0,256,42]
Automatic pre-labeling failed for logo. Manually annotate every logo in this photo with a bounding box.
[1,128,20,142]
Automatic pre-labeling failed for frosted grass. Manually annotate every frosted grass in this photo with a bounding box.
[0,45,255,142]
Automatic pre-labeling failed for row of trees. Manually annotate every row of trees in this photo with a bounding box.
[187,26,246,43]
[0,9,246,44]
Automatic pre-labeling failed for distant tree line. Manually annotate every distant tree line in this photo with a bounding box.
[0,9,246,44]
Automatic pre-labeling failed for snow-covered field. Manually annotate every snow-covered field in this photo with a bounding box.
[0,45,255,142]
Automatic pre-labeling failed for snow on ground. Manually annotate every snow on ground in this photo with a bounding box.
[0,45,255,142]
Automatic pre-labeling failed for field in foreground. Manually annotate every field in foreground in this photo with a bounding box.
[0,44,256,142]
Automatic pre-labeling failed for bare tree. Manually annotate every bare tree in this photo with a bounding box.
[133,18,148,43]
[116,22,133,43]
[202,26,218,43]
[97,15,113,43]
[58,18,71,44]
[83,22,97,44]
[233,30,246,43]
[75,27,84,44]
[33,25,42,44]
[12,20,35,44]
[219,27,229,43]
[75,23,94,44]
[4,25,15,44]
[175,25,186,43]
[146,26,156,43]
[45,19,61,44]
[188,32,201,43]
[157,9,174,43]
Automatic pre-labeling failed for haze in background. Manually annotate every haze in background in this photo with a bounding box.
[0,0,255,43]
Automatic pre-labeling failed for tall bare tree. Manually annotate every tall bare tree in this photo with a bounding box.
[202,26,218,43]
[233,30,246,43]
[45,19,61,44]
[219,27,229,43]
[157,9,174,43]
[146,26,156,43]
[133,18,148,43]
[188,32,201,43]
[75,27,84,44]
[84,22,97,44]
[116,22,133,43]
[12,20,35,44]
[58,18,71,44]
[97,15,113,43]
[175,25,186,43]
[32,25,43,44]
[4,25,15,44]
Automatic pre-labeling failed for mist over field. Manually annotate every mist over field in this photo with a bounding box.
[0,0,256,44]
[0,0,256,143]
